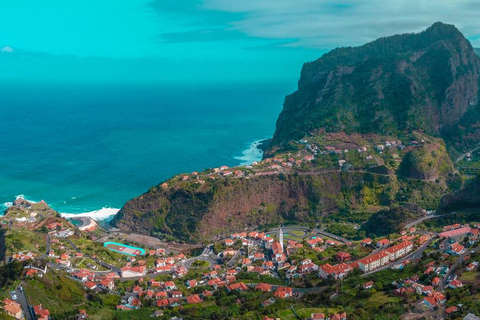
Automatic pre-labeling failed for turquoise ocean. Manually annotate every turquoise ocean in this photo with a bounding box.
[0,81,293,218]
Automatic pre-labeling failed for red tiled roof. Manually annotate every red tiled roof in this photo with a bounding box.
[117,305,132,310]
[273,286,293,298]
[449,279,463,287]
[320,263,352,275]
[226,282,248,291]
[186,294,203,304]
[439,227,471,238]
[445,306,458,314]
[358,241,412,266]
[377,239,390,245]
[255,283,272,292]
[121,265,146,273]
[272,241,282,254]
[424,296,437,307]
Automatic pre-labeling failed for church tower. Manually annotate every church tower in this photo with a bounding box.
[279,226,284,252]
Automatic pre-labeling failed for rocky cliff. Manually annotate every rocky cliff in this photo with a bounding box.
[271,22,480,154]
[114,22,480,242]
[439,175,480,212]
[113,171,447,242]
[398,142,454,181]
[361,203,425,237]
[3,198,58,218]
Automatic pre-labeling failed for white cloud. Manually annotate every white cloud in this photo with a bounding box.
[199,0,480,48]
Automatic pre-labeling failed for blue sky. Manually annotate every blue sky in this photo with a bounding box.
[1,0,480,83]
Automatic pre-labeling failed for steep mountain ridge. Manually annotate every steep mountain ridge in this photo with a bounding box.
[439,175,480,212]
[271,22,480,153]
[113,171,446,242]
[397,141,454,181]
[113,22,480,242]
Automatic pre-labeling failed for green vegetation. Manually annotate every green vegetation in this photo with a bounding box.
[69,236,127,267]
[113,308,156,320]
[191,260,209,268]
[23,269,125,320]
[0,260,23,292]
[398,142,455,181]
[4,229,44,256]
[439,175,480,213]
[361,204,423,237]
[24,271,88,317]
[114,167,449,243]
[271,22,480,156]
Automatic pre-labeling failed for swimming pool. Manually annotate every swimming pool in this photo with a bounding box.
[103,241,146,256]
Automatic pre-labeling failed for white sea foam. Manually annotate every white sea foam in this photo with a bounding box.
[2,202,13,208]
[1,195,37,210]
[2,193,118,220]
[15,194,38,203]
[61,207,120,221]
[1,195,38,215]
[235,139,265,165]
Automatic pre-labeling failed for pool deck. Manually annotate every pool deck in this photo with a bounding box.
[104,241,145,256]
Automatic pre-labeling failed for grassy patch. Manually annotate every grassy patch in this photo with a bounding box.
[114,307,156,320]
[191,260,210,268]
[366,291,399,308]
[276,307,339,320]
[69,236,128,267]
[23,271,88,316]
[460,271,479,282]
[71,257,109,271]
[5,229,45,256]
[86,308,115,320]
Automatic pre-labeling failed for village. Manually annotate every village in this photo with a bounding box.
[2,195,480,320]
[159,130,472,191]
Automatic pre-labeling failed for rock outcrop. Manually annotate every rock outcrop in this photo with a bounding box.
[439,175,480,212]
[271,22,480,154]
[397,142,454,181]
[361,203,425,237]
[114,172,447,242]
[113,22,480,242]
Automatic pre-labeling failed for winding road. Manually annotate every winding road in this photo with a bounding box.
[439,246,480,290]
[404,212,457,230]
[180,245,219,269]
[455,145,480,163]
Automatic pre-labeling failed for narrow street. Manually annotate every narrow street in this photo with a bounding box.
[439,246,480,290]
[15,282,34,320]
[404,212,456,230]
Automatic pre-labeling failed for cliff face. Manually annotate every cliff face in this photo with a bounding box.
[271,22,480,153]
[398,142,454,181]
[113,172,447,242]
[0,228,6,262]
[4,198,58,218]
[361,203,425,237]
[439,175,480,212]
[114,22,480,242]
